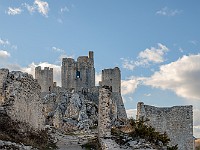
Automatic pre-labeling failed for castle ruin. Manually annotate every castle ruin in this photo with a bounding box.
[137,102,194,150]
[35,51,127,120]
[0,51,195,150]
[35,66,54,94]
[61,51,95,91]
[100,67,127,119]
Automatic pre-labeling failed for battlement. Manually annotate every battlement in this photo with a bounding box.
[62,58,75,64]
[61,51,95,91]
[137,102,194,150]
[35,66,53,94]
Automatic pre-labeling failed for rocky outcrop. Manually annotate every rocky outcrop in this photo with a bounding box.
[43,89,98,133]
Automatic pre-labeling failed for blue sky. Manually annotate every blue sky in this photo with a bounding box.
[0,0,200,137]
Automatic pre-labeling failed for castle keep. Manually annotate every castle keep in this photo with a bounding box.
[61,51,95,91]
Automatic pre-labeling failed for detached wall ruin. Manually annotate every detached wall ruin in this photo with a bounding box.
[0,69,45,130]
[98,86,114,138]
[137,102,194,150]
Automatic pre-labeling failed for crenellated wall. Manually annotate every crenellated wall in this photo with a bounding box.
[137,102,194,150]
[35,66,54,94]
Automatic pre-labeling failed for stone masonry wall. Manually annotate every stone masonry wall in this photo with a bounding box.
[0,69,45,130]
[61,51,95,91]
[0,69,9,105]
[35,66,53,94]
[100,67,127,120]
[100,67,121,93]
[137,102,194,150]
[98,86,113,138]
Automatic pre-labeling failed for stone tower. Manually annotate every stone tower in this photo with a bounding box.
[61,51,95,91]
[100,67,127,120]
[100,67,121,93]
[35,66,53,94]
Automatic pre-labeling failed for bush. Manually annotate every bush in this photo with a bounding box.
[0,113,56,150]
[111,118,176,148]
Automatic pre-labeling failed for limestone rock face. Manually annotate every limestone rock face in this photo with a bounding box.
[0,69,45,130]
[43,90,98,133]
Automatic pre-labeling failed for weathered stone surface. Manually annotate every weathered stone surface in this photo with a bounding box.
[137,102,194,150]
[43,90,98,133]
[100,67,127,120]
[99,138,122,150]
[0,69,45,130]
[35,66,54,95]
[98,86,113,138]
[61,51,95,91]
[0,69,9,105]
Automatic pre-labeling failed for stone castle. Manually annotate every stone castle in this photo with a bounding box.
[35,51,127,120]
[0,51,194,149]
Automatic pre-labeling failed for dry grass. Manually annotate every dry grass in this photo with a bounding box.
[0,112,55,150]
[195,139,200,150]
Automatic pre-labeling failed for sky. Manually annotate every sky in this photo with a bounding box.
[0,0,200,137]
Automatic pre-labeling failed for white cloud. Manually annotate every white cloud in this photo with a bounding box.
[23,0,49,17]
[126,109,137,118]
[6,7,22,15]
[144,93,151,97]
[121,58,135,71]
[194,109,200,138]
[0,38,17,51]
[179,47,184,53]
[52,47,64,53]
[23,3,36,14]
[121,76,144,95]
[136,43,169,66]
[121,43,168,70]
[194,126,200,138]
[60,6,70,13]
[34,0,49,17]
[0,50,10,59]
[95,72,102,86]
[156,7,182,16]
[0,38,10,46]
[194,109,200,127]
[144,54,200,100]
